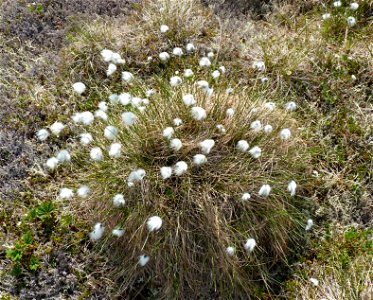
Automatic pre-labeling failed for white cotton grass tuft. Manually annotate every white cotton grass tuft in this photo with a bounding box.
[350,2,359,10]
[241,193,251,201]
[160,24,169,33]
[90,147,104,161]
[121,112,137,126]
[172,47,183,57]
[109,93,119,103]
[127,169,146,186]
[309,278,319,287]
[196,80,209,89]
[280,128,291,140]
[249,146,262,159]
[106,63,117,76]
[193,154,207,166]
[183,69,194,78]
[112,228,125,237]
[170,138,182,151]
[50,122,65,136]
[226,246,235,256]
[333,1,342,7]
[199,57,211,67]
[72,111,95,125]
[244,238,257,252]
[305,219,314,231]
[284,101,297,111]
[138,255,150,266]
[170,76,182,87]
[252,61,265,71]
[77,185,90,198]
[46,157,59,170]
[199,139,215,154]
[101,49,114,62]
[236,140,249,152]
[259,184,271,197]
[160,167,172,180]
[186,43,195,53]
[219,66,226,73]
[173,118,183,126]
[264,102,276,111]
[226,87,234,94]
[59,188,74,199]
[131,97,142,107]
[174,161,188,176]
[288,180,297,196]
[89,223,104,241]
[122,71,134,83]
[159,52,170,62]
[182,94,196,106]
[264,125,273,134]
[109,143,122,158]
[322,13,331,20]
[162,127,174,139]
[211,70,220,79]
[250,120,262,131]
[72,82,86,95]
[347,16,356,27]
[207,51,214,58]
[145,89,155,97]
[191,107,207,121]
[36,129,49,141]
[56,150,71,163]
[226,108,234,118]
[147,216,163,232]
[261,77,269,84]
[112,194,125,207]
[98,101,108,112]
[119,93,132,106]
[94,110,108,121]
[111,52,125,64]
[216,124,226,134]
[104,126,118,140]
[80,133,93,145]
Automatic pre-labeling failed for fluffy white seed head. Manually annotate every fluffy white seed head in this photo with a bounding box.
[173,118,183,126]
[193,154,207,166]
[59,188,74,199]
[138,255,150,266]
[98,101,108,112]
[237,140,249,152]
[350,2,359,10]
[145,89,155,97]
[249,146,262,159]
[109,143,122,158]
[147,216,162,232]
[219,66,226,73]
[322,13,331,20]
[77,185,90,198]
[111,52,125,64]
[112,228,125,237]
[264,125,273,134]
[121,112,137,126]
[183,69,194,78]
[216,124,226,134]
[127,169,146,185]
[94,110,108,121]
[261,77,269,84]
[211,70,220,79]
[182,94,196,106]
[122,71,134,83]
[191,107,207,121]
[309,278,319,287]
[80,133,93,145]
[159,52,170,62]
[56,150,71,163]
[288,180,297,196]
[160,24,169,33]
[89,223,104,241]
[119,93,132,106]
[305,219,314,231]
[226,87,234,94]
[186,43,195,52]
[109,93,119,103]
[347,16,356,27]
[199,139,215,154]
[244,238,257,252]
[170,138,182,151]
[259,184,271,197]
[162,127,174,139]
[207,51,214,58]
[113,194,125,207]
[264,102,276,111]
[170,76,182,87]
[284,101,297,111]
[90,147,104,161]
[226,246,235,256]
[50,122,65,136]
[36,129,49,141]
[250,120,262,131]
[333,1,342,7]
[172,47,183,56]
[174,161,188,176]
[72,82,86,95]
[72,111,94,125]
[160,167,172,180]
[280,128,291,140]
[199,57,211,67]
[226,108,234,118]
[196,80,209,89]
[46,157,59,170]
[101,49,114,62]
[131,97,142,107]
[252,61,265,71]
[104,126,118,140]
[106,63,117,76]
[241,193,251,201]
